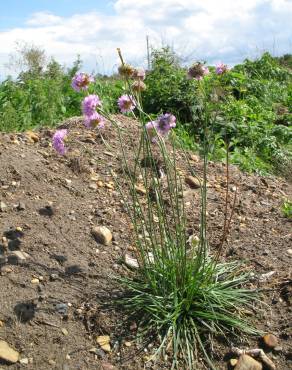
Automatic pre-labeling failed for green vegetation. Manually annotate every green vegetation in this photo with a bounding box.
[0,45,291,176]
[281,199,292,218]
[143,49,292,175]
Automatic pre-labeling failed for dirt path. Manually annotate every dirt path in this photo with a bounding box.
[0,116,291,369]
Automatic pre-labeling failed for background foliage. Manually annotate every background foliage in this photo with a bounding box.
[0,45,291,175]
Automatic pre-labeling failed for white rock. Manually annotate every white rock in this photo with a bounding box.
[124,254,139,269]
[92,226,112,245]
[19,358,29,365]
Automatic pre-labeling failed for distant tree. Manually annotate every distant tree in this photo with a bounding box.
[7,42,47,79]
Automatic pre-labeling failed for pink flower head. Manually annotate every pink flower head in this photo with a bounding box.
[215,62,229,75]
[117,95,136,113]
[71,72,94,92]
[84,112,105,129]
[52,129,68,155]
[82,94,102,116]
[133,67,146,81]
[146,113,176,142]
[188,63,210,80]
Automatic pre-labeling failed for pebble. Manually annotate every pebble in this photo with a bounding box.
[287,249,292,256]
[96,335,111,352]
[61,328,69,336]
[25,131,39,143]
[185,176,201,189]
[31,278,40,284]
[190,154,200,162]
[0,201,7,212]
[50,273,59,281]
[101,362,117,370]
[230,358,238,367]
[234,354,262,370]
[91,226,112,245]
[273,346,282,353]
[19,358,29,365]
[135,184,147,195]
[263,333,278,349]
[89,183,98,190]
[0,340,19,364]
[8,251,29,264]
[124,254,139,269]
[17,202,26,211]
[88,347,106,359]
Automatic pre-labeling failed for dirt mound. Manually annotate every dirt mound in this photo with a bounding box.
[0,116,291,369]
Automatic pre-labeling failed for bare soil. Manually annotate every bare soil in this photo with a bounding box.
[0,116,291,370]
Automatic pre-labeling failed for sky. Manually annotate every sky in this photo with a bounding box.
[0,0,291,78]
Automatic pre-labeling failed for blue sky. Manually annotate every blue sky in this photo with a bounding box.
[0,0,291,77]
[0,1,114,29]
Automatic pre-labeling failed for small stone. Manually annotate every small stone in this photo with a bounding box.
[92,226,112,245]
[273,346,282,353]
[97,180,104,187]
[185,176,201,189]
[101,362,117,370]
[190,154,200,162]
[0,201,7,212]
[19,358,29,365]
[50,273,59,281]
[89,347,106,359]
[124,254,139,269]
[234,354,262,370]
[135,184,147,195]
[31,278,40,284]
[105,183,114,190]
[48,359,56,366]
[65,179,72,185]
[96,335,111,352]
[17,202,26,211]
[263,333,278,349]
[287,249,292,256]
[230,358,238,367]
[124,341,132,347]
[61,328,69,336]
[0,340,19,364]
[89,183,97,190]
[26,131,39,143]
[1,266,12,274]
[8,251,29,264]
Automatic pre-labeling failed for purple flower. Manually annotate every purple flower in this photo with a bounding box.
[84,112,105,129]
[52,129,68,155]
[188,63,210,80]
[146,113,176,141]
[82,94,102,116]
[215,62,229,75]
[117,95,136,113]
[71,72,94,92]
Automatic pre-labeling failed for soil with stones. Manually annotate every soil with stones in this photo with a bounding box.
[0,116,291,370]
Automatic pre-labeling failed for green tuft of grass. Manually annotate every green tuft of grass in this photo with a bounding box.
[281,199,292,219]
[115,251,258,369]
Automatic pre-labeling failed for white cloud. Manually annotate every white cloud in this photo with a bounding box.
[0,0,291,77]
